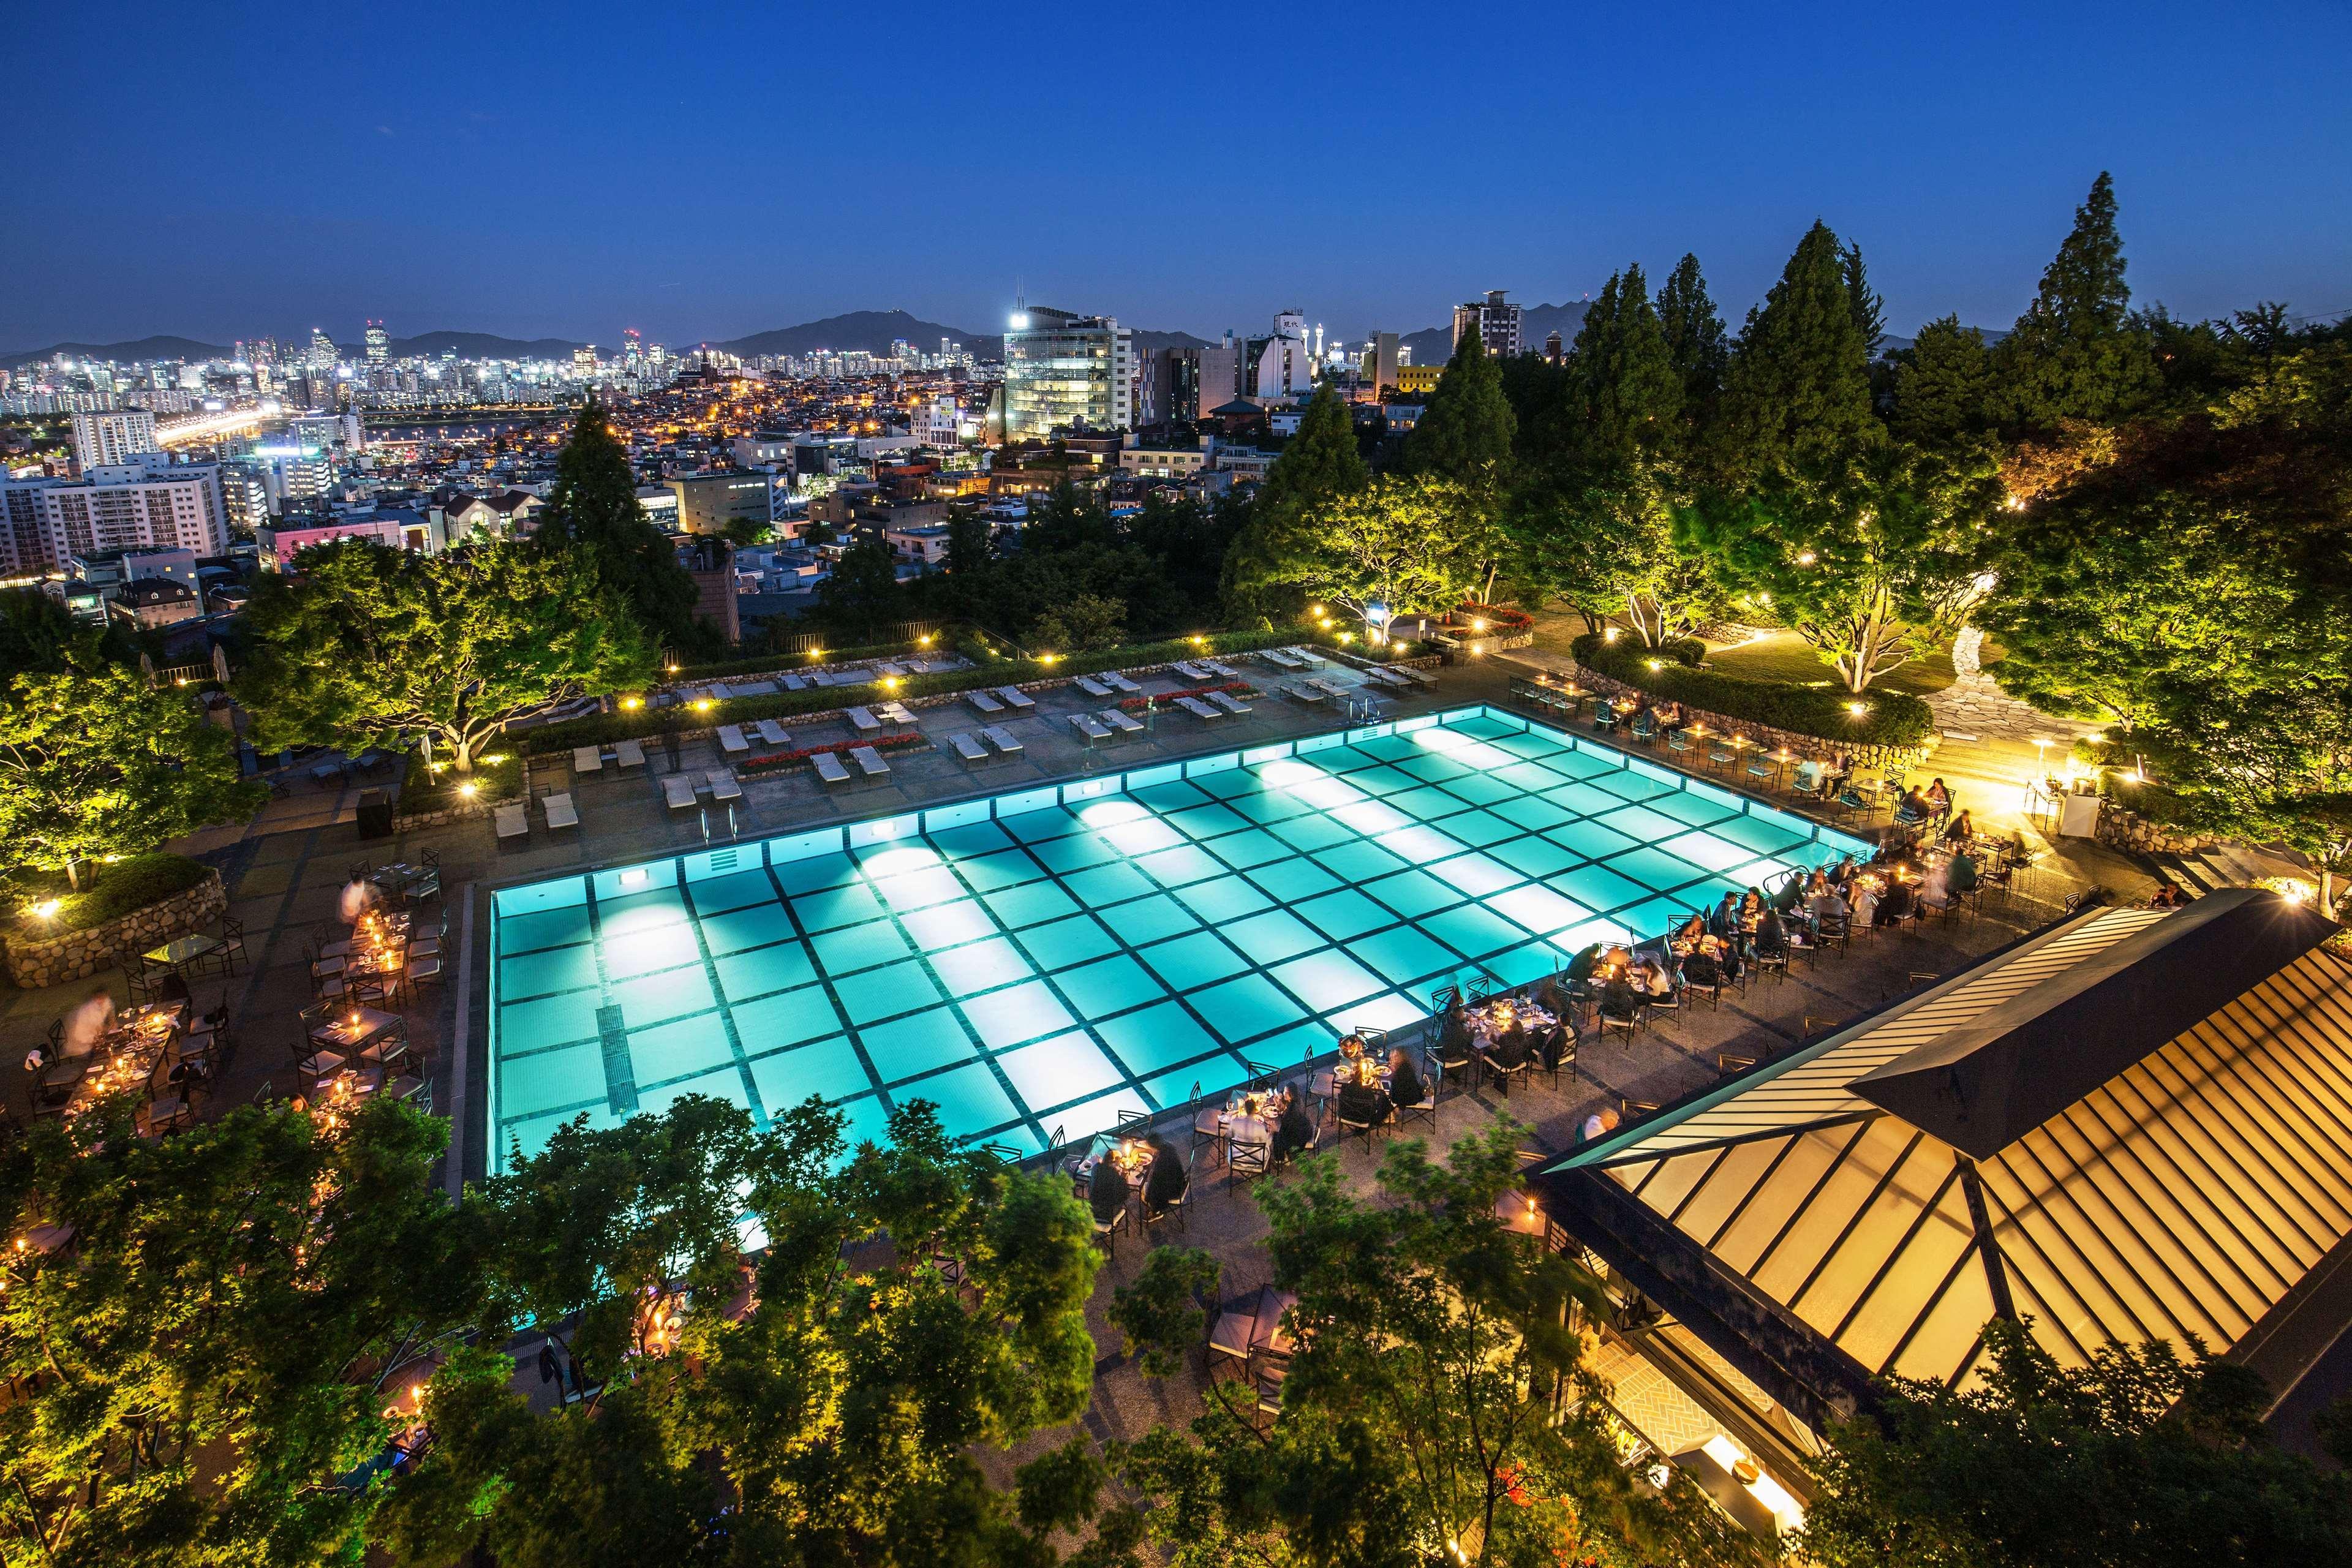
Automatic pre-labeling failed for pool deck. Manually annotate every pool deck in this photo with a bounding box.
[0,652,2135,1197]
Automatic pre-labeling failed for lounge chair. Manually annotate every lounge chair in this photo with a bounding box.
[1069,713,1113,744]
[995,686,1035,710]
[813,751,851,785]
[1311,678,1351,701]
[1175,696,1221,720]
[982,725,1024,755]
[614,739,647,771]
[878,701,917,726]
[1074,675,1113,699]
[949,731,989,763]
[1102,707,1144,735]
[874,662,905,678]
[846,706,881,734]
[1103,671,1142,694]
[755,718,792,747]
[494,803,527,840]
[707,769,742,802]
[850,745,890,778]
[662,775,698,811]
[780,672,805,692]
[1205,660,1241,679]
[1261,648,1302,670]
[1173,660,1213,682]
[541,791,579,831]
[1283,683,1328,706]
[1207,689,1253,715]
[729,680,777,698]
[1288,645,1326,668]
[967,689,1005,715]
[717,725,750,756]
[573,746,603,774]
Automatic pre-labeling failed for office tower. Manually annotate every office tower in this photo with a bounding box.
[1452,290,1523,358]
[308,328,337,368]
[364,321,389,364]
[1001,307,1134,439]
[69,410,160,469]
[1362,333,1401,398]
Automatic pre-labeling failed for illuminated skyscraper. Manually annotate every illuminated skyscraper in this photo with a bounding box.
[364,322,389,364]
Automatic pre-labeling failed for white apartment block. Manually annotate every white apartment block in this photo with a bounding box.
[0,460,228,577]
[69,409,160,469]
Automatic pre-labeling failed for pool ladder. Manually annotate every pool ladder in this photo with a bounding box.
[696,805,741,843]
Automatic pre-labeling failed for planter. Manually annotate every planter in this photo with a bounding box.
[2092,801,2220,858]
[393,794,522,832]
[2,869,229,990]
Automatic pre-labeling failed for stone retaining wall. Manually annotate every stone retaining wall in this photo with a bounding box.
[2093,800,2219,857]
[2,870,228,989]
[392,794,521,832]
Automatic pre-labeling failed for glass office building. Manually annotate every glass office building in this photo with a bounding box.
[1001,307,1133,438]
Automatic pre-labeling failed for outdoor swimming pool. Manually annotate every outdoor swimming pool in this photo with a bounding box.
[485,706,1870,1170]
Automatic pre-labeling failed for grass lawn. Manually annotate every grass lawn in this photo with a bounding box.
[1700,629,2007,698]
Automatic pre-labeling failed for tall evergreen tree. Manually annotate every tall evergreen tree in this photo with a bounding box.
[1841,239,1886,352]
[1992,171,2160,431]
[1566,263,1684,462]
[1656,252,1730,413]
[1710,221,1879,479]
[1404,324,1518,494]
[535,400,701,649]
[1890,315,1996,448]
[1221,383,1369,619]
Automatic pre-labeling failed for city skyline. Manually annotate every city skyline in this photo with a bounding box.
[7,2,2348,351]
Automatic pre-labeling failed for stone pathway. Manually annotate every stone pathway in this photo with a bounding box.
[1924,671,2100,745]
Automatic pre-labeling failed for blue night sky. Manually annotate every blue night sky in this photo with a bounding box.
[8,0,2348,351]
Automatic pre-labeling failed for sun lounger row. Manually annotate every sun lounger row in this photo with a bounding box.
[1172,660,1215,681]
[812,745,899,786]
[575,740,649,774]
[1068,708,1148,745]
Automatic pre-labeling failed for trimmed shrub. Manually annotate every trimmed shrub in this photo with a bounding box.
[1571,633,1933,748]
[523,626,1333,756]
[7,853,213,939]
[670,637,926,685]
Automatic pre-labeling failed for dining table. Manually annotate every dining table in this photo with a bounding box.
[52,1001,184,1120]
[309,1005,403,1056]
[141,933,220,975]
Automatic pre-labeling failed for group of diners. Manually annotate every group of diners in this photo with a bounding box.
[20,986,233,1139]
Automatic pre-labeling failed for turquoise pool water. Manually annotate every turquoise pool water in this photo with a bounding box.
[486,706,1869,1169]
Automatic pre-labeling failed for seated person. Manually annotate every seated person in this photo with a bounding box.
[1897,787,1931,822]
[1636,959,1676,1000]
[1536,974,1574,1019]
[1485,1019,1531,1071]
[1794,756,1825,795]
[1755,908,1790,956]
[1739,889,1765,927]
[1773,877,1806,914]
[1227,1099,1274,1162]
[1943,809,1975,846]
[1875,880,1915,927]
[1682,940,1723,989]
[1924,777,1952,822]
[1088,1154,1131,1224]
[1143,1135,1189,1209]
[1808,883,1851,922]
[1949,850,1981,897]
[1436,1004,1476,1062]
[1272,1087,1316,1161]
[1564,943,1604,985]
[1334,1068,1392,1128]
[1852,881,1880,927]
[1671,913,1706,951]
[1598,974,1642,1025]
[1387,1047,1428,1110]
[1920,860,1952,910]
[156,970,193,1008]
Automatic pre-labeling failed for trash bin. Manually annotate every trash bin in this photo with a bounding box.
[355,788,394,840]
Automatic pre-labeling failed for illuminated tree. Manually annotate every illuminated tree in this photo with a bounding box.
[241,537,652,774]
[1224,384,1368,619]
[1235,475,1499,636]
[0,655,262,883]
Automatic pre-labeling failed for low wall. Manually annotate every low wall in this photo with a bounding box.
[2094,801,2220,858]
[393,794,521,832]
[1556,660,1932,769]
[2,870,229,990]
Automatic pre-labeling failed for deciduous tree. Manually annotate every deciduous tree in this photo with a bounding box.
[240,537,652,774]
[1231,475,1499,636]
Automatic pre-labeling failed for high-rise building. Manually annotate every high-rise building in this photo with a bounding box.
[1359,333,1401,400]
[572,345,599,374]
[1148,343,1238,424]
[308,328,337,368]
[1240,312,1313,402]
[69,410,160,469]
[1000,307,1134,439]
[1452,290,1523,358]
[365,321,389,364]
[624,328,643,370]
[0,459,228,575]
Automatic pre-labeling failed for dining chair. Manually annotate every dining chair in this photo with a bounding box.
[1224,1138,1270,1193]
[1186,1083,1224,1166]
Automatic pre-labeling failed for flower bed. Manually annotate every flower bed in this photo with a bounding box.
[738,732,930,778]
[1453,601,1533,631]
[1116,681,1255,714]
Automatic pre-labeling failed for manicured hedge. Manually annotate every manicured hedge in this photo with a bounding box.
[1572,633,1934,748]
[8,853,213,939]
[522,626,1333,756]
[670,638,925,685]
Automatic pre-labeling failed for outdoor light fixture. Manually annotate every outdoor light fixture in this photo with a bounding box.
[1604,627,1619,642]
[458,781,478,797]
[666,663,678,673]
[1847,702,1868,717]
[28,900,59,921]
[694,699,712,712]
[1038,652,1060,665]
[620,868,649,888]
[1646,659,1662,672]
[622,696,642,710]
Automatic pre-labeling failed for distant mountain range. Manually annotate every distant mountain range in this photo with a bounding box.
[1,335,229,370]
[1393,301,1592,370]
[388,331,587,360]
[710,309,1210,362]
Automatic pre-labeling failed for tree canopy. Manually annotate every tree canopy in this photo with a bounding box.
[534,401,702,649]
[1231,474,1498,635]
[1990,172,2160,433]
[239,537,653,773]
[1223,385,1369,620]
[0,654,262,881]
